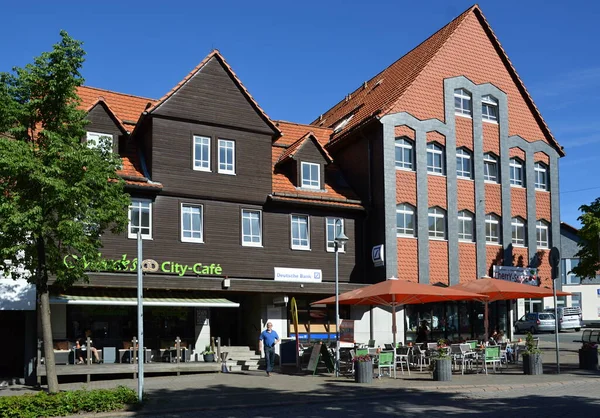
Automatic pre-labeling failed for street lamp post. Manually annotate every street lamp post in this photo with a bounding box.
[333,220,349,378]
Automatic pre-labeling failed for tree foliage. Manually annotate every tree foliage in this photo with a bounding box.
[571,197,600,280]
[0,30,130,288]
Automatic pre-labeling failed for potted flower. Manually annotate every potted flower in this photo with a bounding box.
[431,339,452,381]
[578,342,600,370]
[522,332,543,375]
[352,354,373,383]
[202,345,215,363]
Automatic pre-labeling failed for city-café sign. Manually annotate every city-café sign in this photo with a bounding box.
[63,254,223,277]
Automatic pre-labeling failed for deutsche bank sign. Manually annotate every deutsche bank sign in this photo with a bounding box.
[372,244,385,267]
[274,267,322,283]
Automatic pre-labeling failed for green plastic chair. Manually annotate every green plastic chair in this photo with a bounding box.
[378,352,394,378]
[484,346,502,374]
[356,349,369,357]
[467,340,478,350]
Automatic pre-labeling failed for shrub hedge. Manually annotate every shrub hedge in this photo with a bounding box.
[0,386,139,418]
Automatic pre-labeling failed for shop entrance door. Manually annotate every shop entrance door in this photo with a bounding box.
[0,312,25,377]
[211,307,240,346]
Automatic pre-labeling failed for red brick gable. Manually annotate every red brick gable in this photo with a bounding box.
[314,5,563,157]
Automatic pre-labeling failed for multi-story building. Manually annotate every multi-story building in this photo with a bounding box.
[45,50,368,362]
[560,222,600,324]
[311,5,564,341]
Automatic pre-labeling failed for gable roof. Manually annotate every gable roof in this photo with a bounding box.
[271,121,362,210]
[276,132,333,166]
[77,86,155,132]
[313,5,564,157]
[146,50,281,136]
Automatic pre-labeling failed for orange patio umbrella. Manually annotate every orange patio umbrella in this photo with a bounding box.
[452,277,571,340]
[312,277,487,346]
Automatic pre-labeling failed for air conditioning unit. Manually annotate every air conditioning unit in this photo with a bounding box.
[273,296,289,306]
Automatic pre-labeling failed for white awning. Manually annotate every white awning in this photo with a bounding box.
[50,293,239,308]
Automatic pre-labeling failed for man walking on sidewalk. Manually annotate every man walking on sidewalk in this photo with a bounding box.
[259,322,280,376]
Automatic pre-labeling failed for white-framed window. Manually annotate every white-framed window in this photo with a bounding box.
[509,158,524,187]
[534,162,548,191]
[241,209,262,247]
[86,132,114,150]
[395,137,414,170]
[301,162,320,189]
[396,203,416,237]
[128,199,152,239]
[481,95,498,122]
[427,143,444,174]
[561,258,581,285]
[218,139,235,174]
[456,148,472,179]
[485,213,501,244]
[291,214,310,250]
[483,153,499,183]
[326,217,345,252]
[428,207,446,239]
[511,217,526,246]
[536,220,550,248]
[181,204,203,243]
[458,210,474,241]
[193,135,211,171]
[454,88,472,117]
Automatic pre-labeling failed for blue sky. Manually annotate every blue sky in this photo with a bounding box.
[1,0,598,227]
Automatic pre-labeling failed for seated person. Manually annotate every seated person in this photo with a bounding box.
[76,330,102,364]
[415,320,430,343]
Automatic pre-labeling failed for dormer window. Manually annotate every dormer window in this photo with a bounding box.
[482,95,498,122]
[86,132,113,151]
[301,162,320,189]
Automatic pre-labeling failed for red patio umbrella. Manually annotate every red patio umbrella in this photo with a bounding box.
[312,277,487,346]
[452,277,571,340]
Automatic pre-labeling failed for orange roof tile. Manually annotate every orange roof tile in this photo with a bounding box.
[272,121,361,209]
[77,86,155,131]
[277,132,333,165]
[313,5,563,157]
[146,50,281,136]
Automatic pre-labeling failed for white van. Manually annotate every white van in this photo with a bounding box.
[544,306,582,331]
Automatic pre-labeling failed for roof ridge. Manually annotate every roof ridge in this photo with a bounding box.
[379,5,476,117]
[312,4,477,127]
[79,85,156,101]
[276,119,332,130]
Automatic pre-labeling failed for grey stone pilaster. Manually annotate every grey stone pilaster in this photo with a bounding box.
[382,122,399,280]
[525,149,538,262]
[443,79,459,285]
[415,129,430,284]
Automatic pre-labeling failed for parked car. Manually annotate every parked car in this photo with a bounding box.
[544,306,582,332]
[515,312,556,334]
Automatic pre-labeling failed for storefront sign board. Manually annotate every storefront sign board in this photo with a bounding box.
[339,319,355,343]
[493,266,539,286]
[274,267,322,283]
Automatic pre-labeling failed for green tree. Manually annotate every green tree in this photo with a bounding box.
[0,31,130,393]
[571,197,600,281]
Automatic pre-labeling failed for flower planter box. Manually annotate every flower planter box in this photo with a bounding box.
[578,349,600,370]
[522,353,543,375]
[354,360,373,383]
[432,358,452,381]
[203,353,215,363]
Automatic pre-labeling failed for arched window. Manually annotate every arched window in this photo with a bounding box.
[427,143,444,174]
[536,220,550,248]
[534,162,549,191]
[395,137,414,170]
[511,217,527,246]
[458,210,475,241]
[483,153,499,183]
[485,213,501,244]
[454,88,472,117]
[456,148,472,179]
[396,203,416,237]
[509,158,524,187]
[428,207,446,239]
[482,95,499,122]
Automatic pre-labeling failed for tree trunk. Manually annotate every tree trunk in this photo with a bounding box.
[39,290,59,392]
[37,237,59,393]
